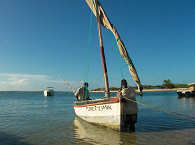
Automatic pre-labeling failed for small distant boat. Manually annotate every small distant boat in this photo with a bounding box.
[44,87,54,97]
[177,83,195,98]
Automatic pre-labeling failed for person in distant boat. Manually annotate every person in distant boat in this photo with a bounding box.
[75,82,90,101]
[117,79,138,132]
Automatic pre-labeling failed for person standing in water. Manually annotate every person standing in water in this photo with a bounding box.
[117,79,138,132]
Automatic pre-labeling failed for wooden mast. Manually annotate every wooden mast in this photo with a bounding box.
[94,0,110,98]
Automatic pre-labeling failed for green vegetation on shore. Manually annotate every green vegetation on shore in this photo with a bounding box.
[92,79,188,91]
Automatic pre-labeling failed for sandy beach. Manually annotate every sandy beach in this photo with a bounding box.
[90,88,186,93]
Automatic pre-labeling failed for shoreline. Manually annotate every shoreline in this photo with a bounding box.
[90,88,185,93]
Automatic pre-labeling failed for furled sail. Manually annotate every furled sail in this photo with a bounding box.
[85,0,143,95]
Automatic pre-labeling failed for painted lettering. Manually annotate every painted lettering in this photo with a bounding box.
[86,105,112,111]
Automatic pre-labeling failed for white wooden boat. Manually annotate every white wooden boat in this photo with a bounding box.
[73,0,142,132]
[73,97,138,131]
[44,87,54,97]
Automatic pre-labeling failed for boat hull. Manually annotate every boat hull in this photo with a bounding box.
[73,97,138,131]
[177,90,195,98]
[44,90,54,96]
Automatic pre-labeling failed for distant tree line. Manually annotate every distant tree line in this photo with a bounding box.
[92,87,119,91]
[92,79,188,91]
[160,79,188,89]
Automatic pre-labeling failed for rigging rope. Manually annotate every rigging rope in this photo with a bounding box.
[124,97,195,123]
[61,78,76,95]
[110,29,127,82]
[83,10,94,83]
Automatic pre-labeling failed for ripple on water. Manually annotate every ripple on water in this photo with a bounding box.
[0,91,195,145]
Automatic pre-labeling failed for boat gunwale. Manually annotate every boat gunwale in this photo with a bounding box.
[73,96,120,107]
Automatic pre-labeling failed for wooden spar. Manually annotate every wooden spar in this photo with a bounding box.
[85,0,142,95]
[94,0,110,98]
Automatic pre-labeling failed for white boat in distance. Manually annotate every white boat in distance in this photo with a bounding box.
[73,0,143,131]
[44,87,54,97]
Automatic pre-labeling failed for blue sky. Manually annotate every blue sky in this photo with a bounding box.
[0,0,194,91]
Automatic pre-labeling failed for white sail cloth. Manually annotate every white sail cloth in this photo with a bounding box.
[85,0,143,94]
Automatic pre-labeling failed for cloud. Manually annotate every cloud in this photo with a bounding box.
[0,73,48,80]
[0,73,67,91]
[0,73,101,91]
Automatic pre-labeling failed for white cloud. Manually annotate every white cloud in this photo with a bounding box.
[0,73,71,91]
[0,73,48,80]
[0,73,103,91]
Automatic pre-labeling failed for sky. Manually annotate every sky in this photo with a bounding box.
[0,0,195,91]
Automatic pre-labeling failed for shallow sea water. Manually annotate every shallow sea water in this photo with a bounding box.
[0,91,195,145]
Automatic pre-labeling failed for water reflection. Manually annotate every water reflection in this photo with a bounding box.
[73,117,136,145]
[0,131,32,145]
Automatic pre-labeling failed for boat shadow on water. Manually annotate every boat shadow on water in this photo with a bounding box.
[73,117,137,145]
[0,131,32,145]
